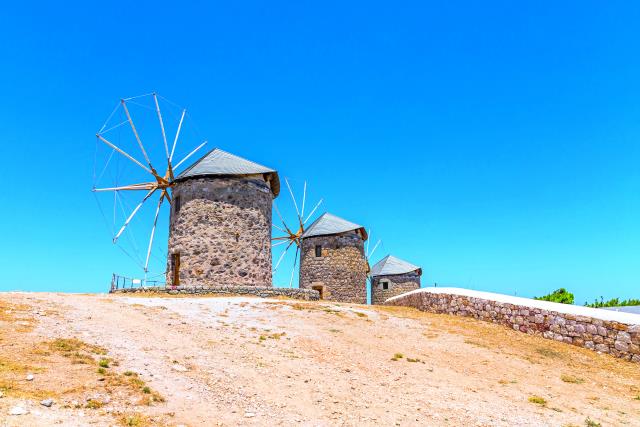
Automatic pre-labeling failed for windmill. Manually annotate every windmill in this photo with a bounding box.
[271,178,323,287]
[92,93,207,282]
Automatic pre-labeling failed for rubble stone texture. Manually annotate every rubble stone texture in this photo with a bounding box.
[112,285,319,300]
[370,272,421,305]
[166,176,273,287]
[299,233,368,304]
[387,290,640,363]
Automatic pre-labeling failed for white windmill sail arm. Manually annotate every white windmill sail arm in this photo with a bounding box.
[121,100,156,174]
[96,135,151,174]
[369,240,381,260]
[144,193,164,273]
[272,223,286,233]
[113,189,155,244]
[284,177,301,222]
[173,141,207,171]
[153,93,170,160]
[272,240,288,247]
[300,181,307,220]
[273,201,293,234]
[273,241,293,274]
[303,198,323,224]
[93,182,157,192]
[288,246,300,288]
[170,109,186,162]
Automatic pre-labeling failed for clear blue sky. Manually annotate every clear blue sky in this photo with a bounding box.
[0,1,638,305]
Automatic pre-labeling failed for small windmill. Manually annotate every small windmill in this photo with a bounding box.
[271,178,323,287]
[92,93,207,280]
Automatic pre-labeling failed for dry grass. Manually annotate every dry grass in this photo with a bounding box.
[560,374,585,384]
[528,395,547,406]
[118,412,151,426]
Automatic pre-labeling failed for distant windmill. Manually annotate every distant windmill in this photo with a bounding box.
[271,178,323,287]
[92,93,206,280]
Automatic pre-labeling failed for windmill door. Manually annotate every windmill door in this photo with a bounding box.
[171,253,180,286]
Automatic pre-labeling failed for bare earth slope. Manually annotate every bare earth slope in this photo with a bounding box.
[1,292,639,426]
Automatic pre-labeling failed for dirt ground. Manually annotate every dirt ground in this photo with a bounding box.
[0,292,639,426]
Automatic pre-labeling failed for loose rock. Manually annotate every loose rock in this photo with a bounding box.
[9,406,28,416]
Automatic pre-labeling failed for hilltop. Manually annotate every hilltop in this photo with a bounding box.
[0,293,639,426]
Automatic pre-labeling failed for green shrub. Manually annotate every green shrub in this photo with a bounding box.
[534,288,574,304]
[585,297,640,308]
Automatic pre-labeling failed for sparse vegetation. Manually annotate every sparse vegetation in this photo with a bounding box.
[585,297,640,308]
[391,353,404,361]
[86,399,103,409]
[464,339,490,349]
[528,395,547,406]
[535,347,563,359]
[118,412,150,427]
[584,417,601,427]
[534,288,574,305]
[561,374,584,384]
[99,358,110,368]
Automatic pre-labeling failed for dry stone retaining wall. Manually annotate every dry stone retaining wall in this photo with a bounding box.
[386,289,640,363]
[299,233,368,304]
[111,285,319,300]
[371,273,421,305]
[167,176,273,287]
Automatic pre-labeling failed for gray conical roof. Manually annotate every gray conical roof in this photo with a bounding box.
[370,255,421,277]
[301,212,367,240]
[175,148,280,196]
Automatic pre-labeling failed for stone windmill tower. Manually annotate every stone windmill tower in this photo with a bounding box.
[167,148,280,287]
[298,213,369,303]
[370,255,422,305]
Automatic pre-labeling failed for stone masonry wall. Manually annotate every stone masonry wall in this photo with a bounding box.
[387,290,640,363]
[371,273,421,305]
[299,233,368,304]
[167,176,273,287]
[112,285,319,301]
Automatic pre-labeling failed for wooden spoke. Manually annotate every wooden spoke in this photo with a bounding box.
[96,135,151,174]
[173,141,207,170]
[170,109,186,162]
[272,223,286,233]
[121,100,157,175]
[288,246,300,288]
[153,93,170,161]
[369,240,381,260]
[93,182,158,192]
[273,241,294,274]
[303,198,323,224]
[113,189,156,244]
[273,202,294,235]
[144,192,165,272]
[300,181,307,224]
[284,177,301,223]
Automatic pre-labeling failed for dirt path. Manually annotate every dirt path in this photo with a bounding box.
[1,292,639,426]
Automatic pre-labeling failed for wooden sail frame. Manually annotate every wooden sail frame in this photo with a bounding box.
[271,178,323,287]
[92,93,206,276]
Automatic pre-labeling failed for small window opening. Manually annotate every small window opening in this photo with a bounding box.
[380,280,389,290]
[315,245,322,257]
[175,196,181,214]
